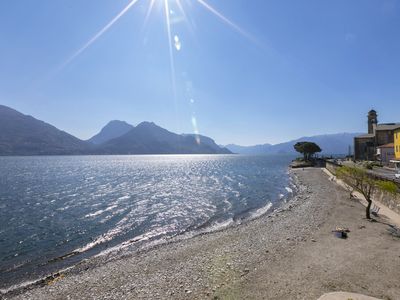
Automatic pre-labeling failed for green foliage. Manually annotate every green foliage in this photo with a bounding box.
[377,181,398,194]
[293,141,322,161]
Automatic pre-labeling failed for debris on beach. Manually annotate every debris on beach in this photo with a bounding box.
[332,227,350,239]
[39,272,65,286]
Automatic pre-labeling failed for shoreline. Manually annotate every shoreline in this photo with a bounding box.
[1,169,297,297]
[5,168,400,299]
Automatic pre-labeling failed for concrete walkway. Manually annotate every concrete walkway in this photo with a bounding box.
[318,291,382,300]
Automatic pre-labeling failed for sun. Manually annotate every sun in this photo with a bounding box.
[53,0,256,145]
[59,0,253,70]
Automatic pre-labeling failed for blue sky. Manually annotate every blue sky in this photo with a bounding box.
[1,0,400,145]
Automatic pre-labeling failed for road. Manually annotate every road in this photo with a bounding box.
[334,160,400,184]
[368,167,400,183]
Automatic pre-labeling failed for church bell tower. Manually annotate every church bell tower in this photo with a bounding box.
[368,110,378,134]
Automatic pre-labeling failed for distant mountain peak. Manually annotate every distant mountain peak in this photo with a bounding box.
[88,120,134,145]
[107,120,131,126]
[0,104,229,156]
[136,121,158,128]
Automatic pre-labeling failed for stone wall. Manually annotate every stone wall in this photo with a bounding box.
[375,190,400,215]
[325,160,400,214]
[325,160,340,175]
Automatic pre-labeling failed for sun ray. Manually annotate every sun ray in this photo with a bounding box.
[175,0,197,40]
[164,0,180,130]
[196,0,258,45]
[164,0,176,94]
[59,0,141,70]
[175,0,191,28]
[142,0,156,32]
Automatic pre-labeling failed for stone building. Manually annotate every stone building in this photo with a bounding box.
[354,110,400,161]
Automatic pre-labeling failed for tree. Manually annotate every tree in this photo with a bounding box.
[294,142,322,161]
[336,166,398,219]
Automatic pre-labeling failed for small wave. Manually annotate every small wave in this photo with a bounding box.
[250,202,273,219]
[0,278,41,296]
[223,175,235,182]
[73,225,123,254]
[285,187,293,193]
[205,218,234,232]
[93,226,175,257]
[85,205,118,218]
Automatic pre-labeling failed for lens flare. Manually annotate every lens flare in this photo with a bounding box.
[191,116,201,145]
[164,0,181,132]
[174,35,182,50]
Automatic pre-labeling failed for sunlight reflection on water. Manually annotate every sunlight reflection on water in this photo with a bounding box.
[0,154,293,288]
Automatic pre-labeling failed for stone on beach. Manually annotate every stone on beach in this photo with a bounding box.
[6,168,400,300]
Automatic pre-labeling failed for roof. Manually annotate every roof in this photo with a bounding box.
[377,143,394,148]
[355,134,374,139]
[376,123,400,131]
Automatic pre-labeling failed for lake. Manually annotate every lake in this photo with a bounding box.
[0,154,295,289]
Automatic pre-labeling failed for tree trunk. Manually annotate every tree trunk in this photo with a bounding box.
[366,198,372,219]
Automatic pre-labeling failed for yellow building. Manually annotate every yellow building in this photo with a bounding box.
[395,128,400,160]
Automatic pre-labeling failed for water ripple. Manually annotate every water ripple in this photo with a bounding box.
[0,154,294,288]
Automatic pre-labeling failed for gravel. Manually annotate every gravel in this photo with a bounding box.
[4,168,400,300]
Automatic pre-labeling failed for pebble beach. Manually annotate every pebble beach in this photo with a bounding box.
[5,168,400,299]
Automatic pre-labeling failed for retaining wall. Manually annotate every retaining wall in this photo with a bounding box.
[324,160,400,214]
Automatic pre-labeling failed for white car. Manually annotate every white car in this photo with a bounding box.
[395,173,400,179]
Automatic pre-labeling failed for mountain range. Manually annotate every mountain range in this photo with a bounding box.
[0,104,360,156]
[225,133,361,155]
[0,105,231,155]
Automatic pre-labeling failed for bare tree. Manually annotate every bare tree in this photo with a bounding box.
[336,166,397,219]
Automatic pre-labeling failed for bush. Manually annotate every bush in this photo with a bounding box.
[377,181,398,194]
[364,162,374,170]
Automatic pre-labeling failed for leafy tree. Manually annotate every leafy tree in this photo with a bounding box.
[336,166,398,219]
[293,142,322,161]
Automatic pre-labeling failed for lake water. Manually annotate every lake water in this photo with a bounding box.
[0,154,294,289]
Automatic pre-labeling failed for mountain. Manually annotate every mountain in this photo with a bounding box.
[0,105,230,155]
[88,120,134,145]
[225,133,361,155]
[0,105,89,155]
[225,143,272,155]
[98,122,232,154]
[183,134,232,154]
[0,104,355,156]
